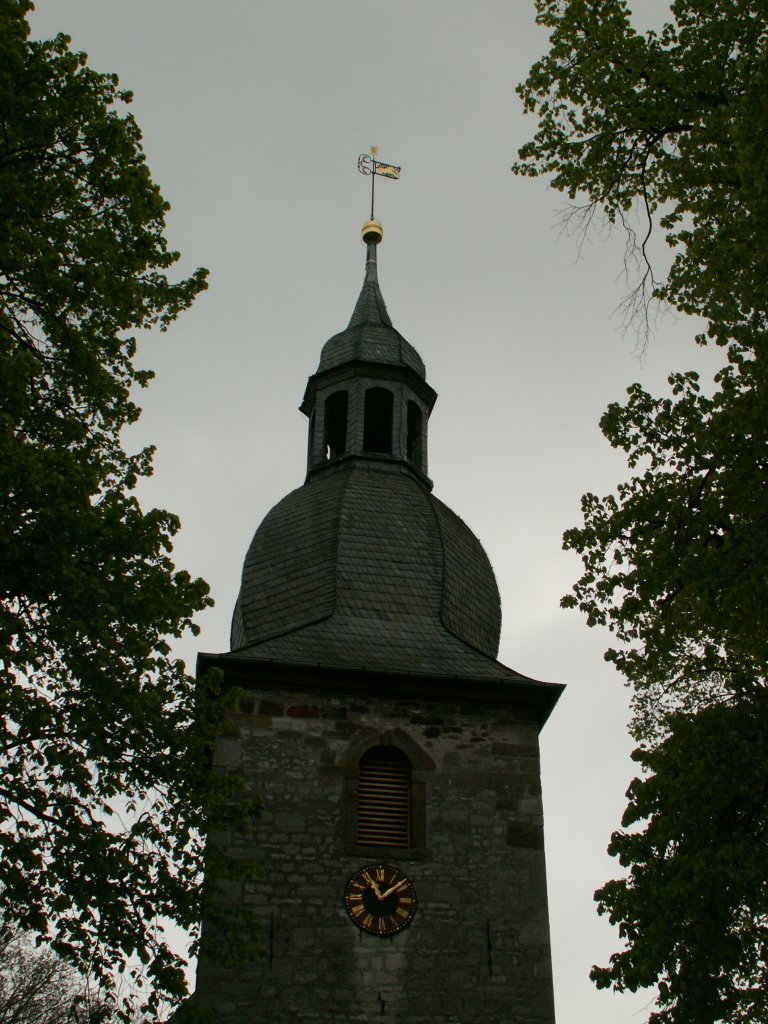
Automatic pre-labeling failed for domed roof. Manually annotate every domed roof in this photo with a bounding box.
[230,462,511,678]
[316,242,426,378]
[221,226,557,691]
[318,323,426,378]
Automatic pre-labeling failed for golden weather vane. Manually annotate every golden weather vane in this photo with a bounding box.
[357,146,401,219]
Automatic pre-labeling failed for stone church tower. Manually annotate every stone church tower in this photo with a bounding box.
[194,219,563,1023]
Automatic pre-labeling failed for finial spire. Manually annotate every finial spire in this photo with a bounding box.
[348,217,390,328]
[347,149,401,328]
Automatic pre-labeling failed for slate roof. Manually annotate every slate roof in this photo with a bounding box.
[229,460,526,681]
[224,238,561,702]
[317,244,426,378]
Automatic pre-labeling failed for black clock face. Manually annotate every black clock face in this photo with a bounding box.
[345,864,417,937]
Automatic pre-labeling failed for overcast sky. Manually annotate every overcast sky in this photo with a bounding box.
[28,3,724,1021]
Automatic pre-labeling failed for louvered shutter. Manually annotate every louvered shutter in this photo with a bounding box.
[356,746,410,848]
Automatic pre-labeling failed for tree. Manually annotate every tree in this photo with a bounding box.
[514,2,768,1022]
[0,925,80,1024]
[0,925,130,1024]
[592,698,768,1024]
[0,3,259,1019]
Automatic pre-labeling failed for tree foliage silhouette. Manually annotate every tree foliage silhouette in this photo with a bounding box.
[515,3,768,1021]
[1,3,259,1019]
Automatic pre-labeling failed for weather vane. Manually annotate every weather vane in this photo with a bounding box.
[358,146,401,219]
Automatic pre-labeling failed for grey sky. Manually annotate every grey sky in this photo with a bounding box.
[28,3,723,1021]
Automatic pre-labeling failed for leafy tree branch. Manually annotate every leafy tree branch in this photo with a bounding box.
[1,3,260,1020]
[515,3,768,1022]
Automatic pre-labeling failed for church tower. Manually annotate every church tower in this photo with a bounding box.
[195,217,563,1024]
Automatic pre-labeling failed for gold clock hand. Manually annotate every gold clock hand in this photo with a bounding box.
[370,879,384,899]
[361,870,383,898]
[380,879,407,900]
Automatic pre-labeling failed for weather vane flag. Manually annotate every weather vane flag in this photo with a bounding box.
[358,146,401,219]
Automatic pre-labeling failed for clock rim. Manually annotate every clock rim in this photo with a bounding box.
[344,862,417,937]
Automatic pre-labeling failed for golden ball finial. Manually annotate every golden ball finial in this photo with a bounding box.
[361,219,383,245]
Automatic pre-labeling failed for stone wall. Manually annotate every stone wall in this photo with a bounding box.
[194,683,556,1024]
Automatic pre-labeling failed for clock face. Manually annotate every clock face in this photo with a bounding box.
[345,863,417,937]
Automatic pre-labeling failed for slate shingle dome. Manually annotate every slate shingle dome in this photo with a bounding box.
[229,228,524,682]
[230,462,504,676]
[317,253,426,378]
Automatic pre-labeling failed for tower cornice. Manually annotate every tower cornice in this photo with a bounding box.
[300,359,437,418]
[197,651,564,730]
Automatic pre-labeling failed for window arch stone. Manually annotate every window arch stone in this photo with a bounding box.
[342,727,433,859]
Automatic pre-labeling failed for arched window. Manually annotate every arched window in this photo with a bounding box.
[406,400,423,467]
[356,746,410,848]
[324,390,348,460]
[363,387,393,454]
[342,729,432,858]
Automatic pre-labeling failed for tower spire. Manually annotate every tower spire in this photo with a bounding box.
[348,217,391,328]
[351,147,401,327]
